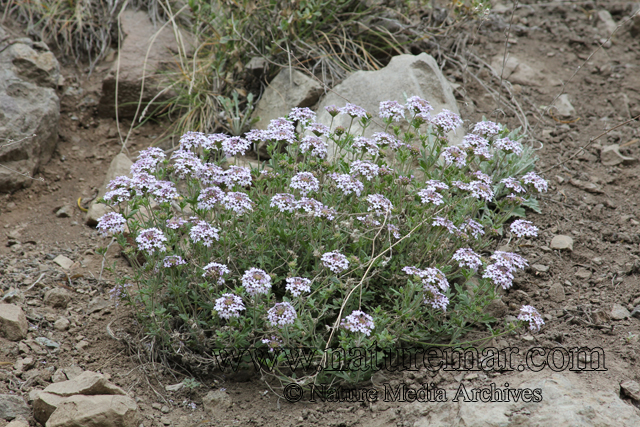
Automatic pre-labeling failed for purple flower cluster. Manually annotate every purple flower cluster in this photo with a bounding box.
[196,163,227,187]
[299,135,328,159]
[461,219,485,239]
[109,283,133,307]
[357,215,381,228]
[267,302,297,327]
[307,122,330,136]
[522,172,548,192]
[330,173,364,197]
[290,172,320,196]
[136,228,167,253]
[501,177,526,193]
[379,100,405,121]
[271,193,298,213]
[214,293,245,319]
[189,220,220,247]
[339,103,368,118]
[222,192,254,215]
[372,132,399,149]
[97,212,127,236]
[151,181,179,203]
[104,176,133,204]
[352,137,380,156]
[166,217,187,230]
[171,149,202,179]
[289,107,316,125]
[472,120,501,137]
[285,277,311,297]
[197,186,225,210]
[483,251,528,289]
[452,248,482,271]
[202,262,230,285]
[517,305,545,332]
[431,109,463,134]
[179,131,209,151]
[442,146,467,168]
[406,96,433,120]
[261,336,284,352]
[226,166,252,188]
[432,216,458,235]
[321,251,349,274]
[163,255,186,268]
[350,160,379,181]
[222,136,251,157]
[510,219,538,238]
[367,194,393,216]
[494,137,523,155]
[341,310,375,336]
[242,268,272,296]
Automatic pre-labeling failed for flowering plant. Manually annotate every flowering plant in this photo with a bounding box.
[98,97,546,385]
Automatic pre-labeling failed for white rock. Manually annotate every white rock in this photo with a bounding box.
[52,255,74,270]
[46,394,140,427]
[54,317,70,331]
[611,303,630,320]
[550,235,573,251]
[553,94,576,118]
[596,10,617,38]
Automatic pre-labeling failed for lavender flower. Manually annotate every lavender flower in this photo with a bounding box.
[402,266,449,291]
[491,251,528,270]
[130,172,158,194]
[482,264,515,289]
[325,105,340,117]
[267,302,297,327]
[423,284,449,311]
[136,228,167,253]
[330,173,364,196]
[299,135,328,159]
[104,187,131,204]
[406,96,433,120]
[339,103,368,118]
[222,136,251,157]
[462,133,490,148]
[372,132,398,147]
[242,268,272,296]
[222,192,254,215]
[197,186,225,210]
[431,109,463,133]
[297,197,324,217]
[196,163,227,186]
[417,188,444,206]
[166,217,187,230]
[152,181,179,203]
[214,293,245,319]
[171,149,202,179]
[472,120,501,137]
[321,251,349,274]
[226,166,252,188]
[387,224,401,239]
[500,177,526,194]
[189,220,220,247]
[510,219,538,238]
[452,248,482,271]
[518,305,545,332]
[268,117,295,132]
[97,212,127,236]
[425,180,449,191]
[289,107,316,125]
[461,219,485,239]
[352,137,379,156]
[285,277,312,297]
[350,160,379,181]
[204,133,227,151]
[379,100,405,121]
[131,156,158,175]
[179,131,209,150]
[271,193,298,213]
[341,310,375,336]
[432,216,458,235]
[244,129,270,145]
[472,171,492,184]
[261,336,284,352]
[494,137,523,155]
[522,172,548,192]
[202,262,230,285]
[307,122,331,136]
[109,283,133,307]
[357,215,381,227]
[442,146,467,168]
[367,194,393,216]
[289,172,320,196]
[469,180,494,202]
[163,255,186,268]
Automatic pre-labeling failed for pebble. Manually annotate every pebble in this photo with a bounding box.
[152,403,162,410]
[161,405,170,414]
[53,255,74,270]
[55,205,73,218]
[532,264,549,273]
[550,235,574,251]
[549,283,566,303]
[611,304,631,320]
[54,317,70,331]
[575,268,592,280]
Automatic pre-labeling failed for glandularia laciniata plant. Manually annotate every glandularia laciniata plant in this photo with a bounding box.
[97,96,547,385]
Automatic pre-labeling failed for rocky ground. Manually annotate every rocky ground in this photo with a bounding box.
[2,1,640,426]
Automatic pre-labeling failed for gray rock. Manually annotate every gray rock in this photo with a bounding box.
[85,153,133,226]
[553,94,576,118]
[532,264,549,273]
[611,303,630,320]
[98,11,192,119]
[548,283,566,303]
[596,10,617,38]
[315,53,462,161]
[621,380,640,402]
[6,416,29,427]
[0,394,30,421]
[252,68,323,158]
[550,235,573,251]
[87,296,113,314]
[491,54,561,87]
[55,205,73,218]
[575,268,592,280]
[44,287,72,308]
[53,254,74,270]
[35,336,60,348]
[0,303,28,341]
[0,30,60,193]
[203,390,231,415]
[46,394,140,427]
[600,144,637,166]
[52,368,67,383]
[54,317,70,331]
[410,373,640,426]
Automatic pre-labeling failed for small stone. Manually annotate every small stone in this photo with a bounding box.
[203,390,231,416]
[161,405,170,414]
[600,144,637,166]
[54,317,70,331]
[75,340,90,351]
[611,304,631,320]
[532,264,549,273]
[0,394,31,421]
[55,205,73,218]
[539,246,552,253]
[160,416,172,426]
[51,369,67,383]
[44,288,71,309]
[52,255,74,270]
[548,283,566,303]
[575,268,592,280]
[621,380,640,402]
[6,416,29,427]
[553,94,575,118]
[35,337,60,348]
[569,178,604,194]
[522,335,534,342]
[550,235,573,251]
[0,304,29,341]
[151,403,162,411]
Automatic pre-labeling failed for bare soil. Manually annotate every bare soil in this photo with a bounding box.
[2,1,640,426]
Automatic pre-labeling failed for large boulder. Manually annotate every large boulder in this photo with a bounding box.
[98,10,192,119]
[0,25,60,193]
[315,53,462,160]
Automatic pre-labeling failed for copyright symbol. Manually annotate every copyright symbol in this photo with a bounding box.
[283,383,303,402]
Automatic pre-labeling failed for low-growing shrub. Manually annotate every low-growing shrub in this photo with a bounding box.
[98,96,546,386]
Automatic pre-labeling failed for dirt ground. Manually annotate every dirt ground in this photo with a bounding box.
[2,1,640,426]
